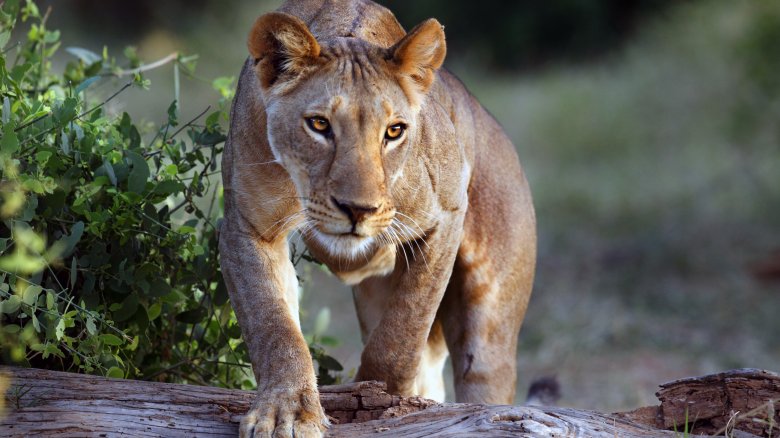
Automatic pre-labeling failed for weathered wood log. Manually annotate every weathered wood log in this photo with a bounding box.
[341,403,676,437]
[0,366,435,437]
[617,368,780,437]
[2,366,776,437]
[0,366,676,437]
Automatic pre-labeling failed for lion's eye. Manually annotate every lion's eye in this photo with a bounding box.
[385,123,406,140]
[306,117,331,135]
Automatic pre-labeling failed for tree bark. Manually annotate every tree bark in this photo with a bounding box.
[619,368,779,437]
[0,366,775,437]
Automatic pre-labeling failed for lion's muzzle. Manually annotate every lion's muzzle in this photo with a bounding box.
[332,196,381,233]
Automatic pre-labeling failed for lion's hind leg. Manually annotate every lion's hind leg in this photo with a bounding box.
[439,231,535,404]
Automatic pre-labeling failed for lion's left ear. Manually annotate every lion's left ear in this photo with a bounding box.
[248,12,321,91]
[390,19,447,105]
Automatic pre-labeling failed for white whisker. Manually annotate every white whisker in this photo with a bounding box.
[392,219,430,273]
[385,224,410,273]
[237,159,280,167]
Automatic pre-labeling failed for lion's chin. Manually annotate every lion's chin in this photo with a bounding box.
[311,229,375,260]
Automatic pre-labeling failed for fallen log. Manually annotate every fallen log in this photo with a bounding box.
[0,366,776,437]
[619,368,780,437]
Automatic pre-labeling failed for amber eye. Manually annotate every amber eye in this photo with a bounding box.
[385,123,406,140]
[306,117,331,135]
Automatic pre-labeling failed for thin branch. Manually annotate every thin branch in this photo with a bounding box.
[168,106,210,139]
[144,106,211,158]
[107,52,179,78]
[2,41,20,55]
[14,112,51,132]
[143,360,188,381]
[0,269,131,341]
[19,81,133,150]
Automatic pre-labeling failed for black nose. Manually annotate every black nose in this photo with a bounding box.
[332,197,379,227]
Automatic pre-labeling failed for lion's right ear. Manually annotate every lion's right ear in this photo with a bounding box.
[247,12,320,90]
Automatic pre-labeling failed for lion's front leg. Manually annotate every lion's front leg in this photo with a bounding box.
[220,224,326,438]
[354,213,463,396]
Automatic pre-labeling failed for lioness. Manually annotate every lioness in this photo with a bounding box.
[219,0,536,436]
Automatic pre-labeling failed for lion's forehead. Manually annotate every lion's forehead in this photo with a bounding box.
[313,94,394,119]
[320,37,388,74]
[312,40,402,92]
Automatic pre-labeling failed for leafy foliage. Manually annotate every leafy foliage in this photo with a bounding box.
[0,0,342,388]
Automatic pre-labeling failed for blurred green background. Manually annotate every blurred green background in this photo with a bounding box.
[40,0,780,411]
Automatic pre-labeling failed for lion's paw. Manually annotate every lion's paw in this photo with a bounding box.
[239,386,328,438]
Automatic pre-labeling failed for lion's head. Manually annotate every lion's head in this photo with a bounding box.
[247,13,446,258]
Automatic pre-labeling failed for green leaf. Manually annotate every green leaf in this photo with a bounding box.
[317,354,343,371]
[153,180,185,196]
[147,302,162,321]
[57,221,84,257]
[313,307,330,337]
[0,295,21,313]
[102,159,117,186]
[106,366,124,378]
[43,343,65,359]
[319,336,341,347]
[35,150,52,164]
[60,132,70,154]
[126,150,149,193]
[22,284,41,306]
[212,76,235,99]
[70,256,77,290]
[0,31,10,50]
[53,97,78,123]
[86,316,97,335]
[167,101,179,126]
[194,129,227,146]
[66,47,102,65]
[205,111,221,128]
[147,278,172,298]
[2,97,10,125]
[75,75,100,94]
[213,280,229,306]
[226,323,242,339]
[2,324,20,334]
[100,334,123,346]
[43,29,60,44]
[46,290,55,310]
[112,293,138,322]
[10,63,31,83]
[175,307,207,324]
[0,124,19,156]
[55,317,66,340]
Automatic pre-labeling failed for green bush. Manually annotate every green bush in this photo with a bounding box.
[0,0,342,388]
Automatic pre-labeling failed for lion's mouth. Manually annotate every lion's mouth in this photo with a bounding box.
[311,227,375,259]
[339,231,365,238]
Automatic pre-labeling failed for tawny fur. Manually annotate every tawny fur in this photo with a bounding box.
[219,1,536,436]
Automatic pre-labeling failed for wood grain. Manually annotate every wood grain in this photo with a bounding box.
[2,366,776,437]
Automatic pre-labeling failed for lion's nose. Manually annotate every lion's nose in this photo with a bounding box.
[332,197,379,227]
